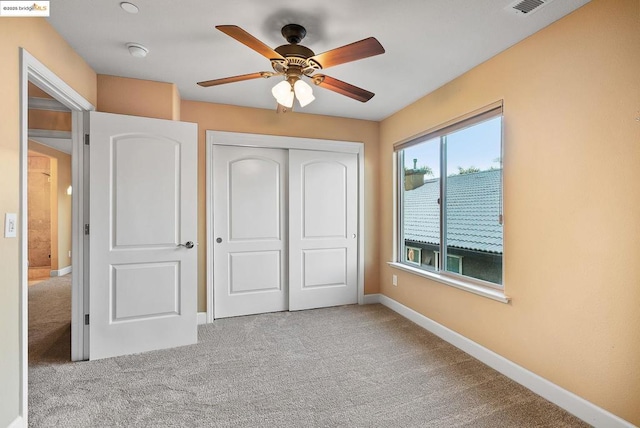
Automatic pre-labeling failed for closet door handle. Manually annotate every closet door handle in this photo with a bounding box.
[216,237,222,243]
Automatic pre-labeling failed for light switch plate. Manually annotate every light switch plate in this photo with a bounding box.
[5,213,17,238]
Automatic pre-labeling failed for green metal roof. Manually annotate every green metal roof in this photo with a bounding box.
[403,169,503,254]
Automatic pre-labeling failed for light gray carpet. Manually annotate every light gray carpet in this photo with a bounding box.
[29,274,72,364]
[29,279,589,427]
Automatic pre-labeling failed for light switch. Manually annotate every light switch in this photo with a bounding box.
[5,213,17,238]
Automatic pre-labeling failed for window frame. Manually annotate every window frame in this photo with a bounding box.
[393,101,507,300]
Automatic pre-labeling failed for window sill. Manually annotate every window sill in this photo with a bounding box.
[387,262,511,304]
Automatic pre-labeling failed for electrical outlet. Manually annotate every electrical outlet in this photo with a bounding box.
[4,213,17,238]
[392,274,398,286]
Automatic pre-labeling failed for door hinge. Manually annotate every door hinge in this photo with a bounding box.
[84,314,90,325]
[84,134,90,145]
[499,214,504,225]
[84,224,90,235]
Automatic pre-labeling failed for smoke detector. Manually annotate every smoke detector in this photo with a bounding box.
[126,43,149,58]
[120,2,138,14]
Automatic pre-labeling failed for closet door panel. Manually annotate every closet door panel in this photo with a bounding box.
[289,150,358,310]
[213,146,288,318]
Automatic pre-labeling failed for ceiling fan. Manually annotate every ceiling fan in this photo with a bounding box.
[197,24,385,111]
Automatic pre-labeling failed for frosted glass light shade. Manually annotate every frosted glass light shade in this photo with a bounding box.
[294,79,315,107]
[272,80,294,108]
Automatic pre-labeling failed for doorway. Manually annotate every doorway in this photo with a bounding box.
[206,131,365,322]
[19,48,94,422]
[26,140,73,363]
[27,83,74,284]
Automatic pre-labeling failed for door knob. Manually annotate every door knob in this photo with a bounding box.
[216,237,222,243]
[177,241,195,249]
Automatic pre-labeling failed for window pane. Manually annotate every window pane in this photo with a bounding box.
[402,138,440,271]
[445,116,502,284]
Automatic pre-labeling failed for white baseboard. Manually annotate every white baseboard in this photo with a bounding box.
[197,312,207,325]
[362,293,381,305]
[8,415,25,428]
[371,294,633,428]
[50,265,72,277]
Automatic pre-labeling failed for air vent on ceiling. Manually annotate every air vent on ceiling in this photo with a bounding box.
[507,0,555,16]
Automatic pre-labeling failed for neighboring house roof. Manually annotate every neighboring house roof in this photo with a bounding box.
[404,169,503,253]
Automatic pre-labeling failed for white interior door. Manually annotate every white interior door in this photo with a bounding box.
[213,145,288,318]
[89,111,197,360]
[289,150,358,311]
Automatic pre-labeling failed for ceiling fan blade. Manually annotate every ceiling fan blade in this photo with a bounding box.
[313,75,375,102]
[216,25,285,60]
[309,37,385,69]
[197,72,272,87]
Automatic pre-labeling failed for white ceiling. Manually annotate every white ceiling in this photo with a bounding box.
[47,0,590,121]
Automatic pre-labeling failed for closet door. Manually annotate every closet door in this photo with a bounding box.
[289,150,358,311]
[212,146,288,318]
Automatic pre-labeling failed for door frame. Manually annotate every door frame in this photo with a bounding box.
[205,130,365,323]
[19,48,94,422]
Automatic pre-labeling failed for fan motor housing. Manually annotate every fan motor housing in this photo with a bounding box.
[272,44,320,75]
[274,44,315,60]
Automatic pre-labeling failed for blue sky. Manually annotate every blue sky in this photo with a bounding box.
[403,116,502,178]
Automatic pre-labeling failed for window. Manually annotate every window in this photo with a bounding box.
[396,102,503,288]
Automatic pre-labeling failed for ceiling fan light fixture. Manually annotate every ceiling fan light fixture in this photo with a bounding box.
[200,24,385,110]
[272,80,294,108]
[294,79,315,107]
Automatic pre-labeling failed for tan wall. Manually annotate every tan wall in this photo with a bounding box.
[181,101,380,312]
[0,18,96,426]
[379,0,640,424]
[98,75,181,120]
[172,85,181,120]
[29,141,73,270]
[26,153,52,269]
[28,81,53,99]
[28,109,71,131]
